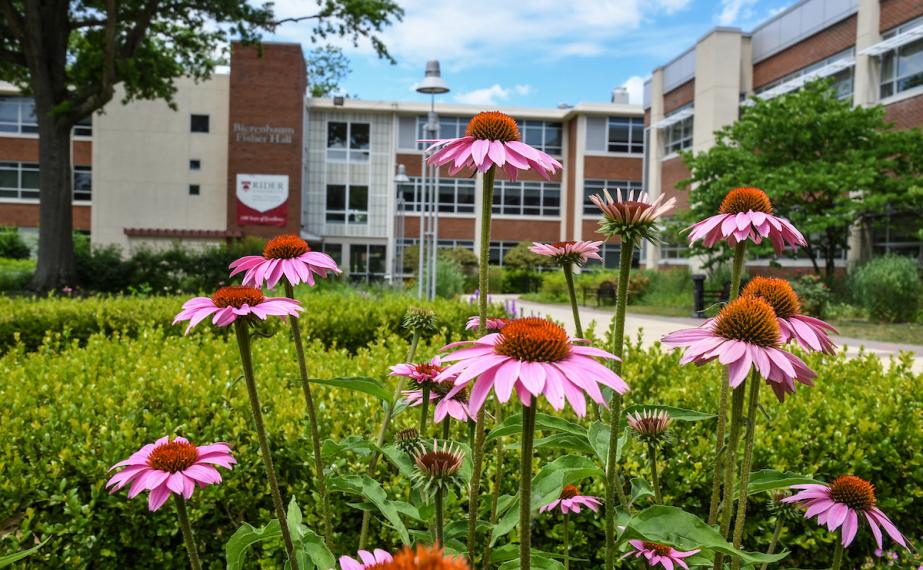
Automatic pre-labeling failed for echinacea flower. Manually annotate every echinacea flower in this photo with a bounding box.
[465,316,510,331]
[172,286,302,334]
[229,234,340,289]
[403,382,475,422]
[539,484,602,514]
[742,276,837,354]
[339,549,393,570]
[783,476,908,549]
[106,436,235,511]
[410,440,466,497]
[627,409,672,445]
[403,307,437,333]
[688,187,806,254]
[422,111,562,180]
[437,317,627,417]
[529,240,603,267]
[374,545,471,570]
[395,427,424,456]
[590,188,676,243]
[390,356,445,385]
[622,541,701,569]
[661,296,816,402]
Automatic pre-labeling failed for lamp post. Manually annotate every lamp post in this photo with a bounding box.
[393,164,410,285]
[416,60,449,300]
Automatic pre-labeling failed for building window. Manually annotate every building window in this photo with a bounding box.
[583,243,641,270]
[488,241,522,266]
[190,114,209,133]
[397,177,475,214]
[325,184,368,224]
[607,117,644,154]
[74,115,92,137]
[0,96,37,134]
[663,111,693,155]
[583,179,643,215]
[73,166,92,201]
[754,49,854,101]
[416,116,466,150]
[880,18,923,99]
[349,244,387,282]
[327,121,370,162]
[520,120,563,155]
[0,162,39,200]
[188,184,200,196]
[322,243,344,265]
[492,180,561,216]
[189,159,201,170]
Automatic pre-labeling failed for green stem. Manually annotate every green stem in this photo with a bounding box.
[562,263,583,338]
[467,166,496,561]
[831,538,844,570]
[442,419,450,440]
[481,403,506,570]
[708,240,747,526]
[359,328,421,549]
[435,487,445,547]
[732,372,762,568]
[233,321,300,570]
[759,517,784,570]
[420,385,431,436]
[519,400,537,570]
[714,380,746,570]
[563,511,571,570]
[283,281,332,546]
[648,442,663,505]
[174,495,202,570]
[605,237,634,570]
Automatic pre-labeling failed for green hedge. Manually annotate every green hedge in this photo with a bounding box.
[0,289,484,354]
[0,316,920,568]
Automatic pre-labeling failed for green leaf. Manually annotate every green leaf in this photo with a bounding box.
[531,433,595,455]
[587,421,628,466]
[226,519,282,570]
[744,469,822,496]
[622,404,716,424]
[629,477,654,506]
[486,412,587,442]
[0,540,46,569]
[618,505,788,564]
[321,436,376,461]
[309,376,394,405]
[226,500,334,570]
[329,475,411,544]
[498,552,566,570]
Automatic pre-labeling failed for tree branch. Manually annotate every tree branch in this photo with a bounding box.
[0,0,24,40]
[269,13,321,29]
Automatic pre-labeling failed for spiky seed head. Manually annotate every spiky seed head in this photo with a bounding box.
[402,307,437,333]
[767,490,803,522]
[626,409,673,446]
[395,427,424,457]
[410,440,466,500]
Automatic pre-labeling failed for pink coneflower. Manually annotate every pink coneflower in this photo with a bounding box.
[622,541,701,569]
[106,436,235,511]
[539,484,602,514]
[422,111,562,180]
[661,296,816,402]
[229,234,341,289]
[590,188,676,243]
[529,240,603,267]
[403,384,474,422]
[390,355,445,385]
[688,187,806,254]
[465,316,510,331]
[783,476,907,549]
[339,549,393,569]
[742,277,837,354]
[437,317,627,417]
[172,286,302,334]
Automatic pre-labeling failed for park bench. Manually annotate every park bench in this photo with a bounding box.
[581,280,618,306]
[692,274,731,318]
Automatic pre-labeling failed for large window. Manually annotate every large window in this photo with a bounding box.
[583,179,643,215]
[0,162,91,201]
[0,97,37,134]
[397,177,475,214]
[663,110,693,155]
[607,117,644,154]
[583,243,641,270]
[327,121,370,161]
[325,184,368,224]
[880,17,923,99]
[190,114,209,133]
[488,241,521,266]
[492,180,560,216]
[755,49,855,100]
[418,116,563,155]
[349,244,387,282]
[73,166,92,201]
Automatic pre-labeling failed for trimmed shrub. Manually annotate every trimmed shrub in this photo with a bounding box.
[536,269,650,304]
[435,258,465,298]
[849,255,922,322]
[0,227,30,260]
[0,258,34,291]
[791,273,832,318]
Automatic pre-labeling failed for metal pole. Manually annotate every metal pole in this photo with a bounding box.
[417,142,427,299]
[428,98,440,300]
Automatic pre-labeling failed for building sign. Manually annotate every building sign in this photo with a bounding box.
[236,174,288,226]
[233,122,294,144]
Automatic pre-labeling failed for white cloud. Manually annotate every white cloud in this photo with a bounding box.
[718,0,758,25]
[454,83,533,105]
[620,75,646,105]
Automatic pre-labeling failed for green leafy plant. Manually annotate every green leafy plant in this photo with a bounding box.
[849,255,922,322]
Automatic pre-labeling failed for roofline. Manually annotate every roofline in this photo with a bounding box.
[652,26,744,72]
[305,97,643,118]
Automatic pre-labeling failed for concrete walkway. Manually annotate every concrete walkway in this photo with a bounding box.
[497,295,923,374]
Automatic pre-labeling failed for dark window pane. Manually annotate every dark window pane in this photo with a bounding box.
[545,125,562,150]
[0,169,16,189]
[524,125,543,147]
[369,245,386,273]
[323,243,343,265]
[190,114,209,133]
[21,169,39,189]
[350,244,367,273]
[350,123,370,149]
[188,184,200,196]
[327,122,347,149]
[326,184,345,210]
[349,185,368,211]
[0,98,17,123]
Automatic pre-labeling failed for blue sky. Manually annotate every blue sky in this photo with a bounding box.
[268,0,794,107]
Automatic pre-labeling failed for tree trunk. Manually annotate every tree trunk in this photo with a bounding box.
[30,115,75,291]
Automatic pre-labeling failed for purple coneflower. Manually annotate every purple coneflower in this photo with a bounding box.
[229,234,340,289]
[622,541,700,569]
[742,276,837,354]
[539,485,602,514]
[591,188,676,243]
[688,187,805,254]
[172,286,302,333]
[529,240,603,267]
[339,549,393,569]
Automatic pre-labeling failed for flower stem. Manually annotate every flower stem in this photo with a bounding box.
[359,328,421,549]
[648,442,663,504]
[708,240,747,526]
[283,281,332,546]
[420,384,431,436]
[467,166,496,560]
[481,403,506,570]
[759,517,784,570]
[174,495,202,570]
[519,399,537,570]
[605,236,634,570]
[435,486,445,547]
[562,263,583,338]
[442,419,450,440]
[233,321,300,570]
[731,372,763,568]
[714,380,746,570]
[831,538,844,570]
[563,511,571,570]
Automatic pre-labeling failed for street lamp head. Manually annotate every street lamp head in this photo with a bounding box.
[395,164,410,183]
[416,60,449,95]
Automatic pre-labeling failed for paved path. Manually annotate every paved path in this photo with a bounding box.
[496,295,923,374]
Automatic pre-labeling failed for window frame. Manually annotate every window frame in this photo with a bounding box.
[879,17,923,100]
[606,116,644,154]
[325,183,369,225]
[349,243,388,282]
[326,121,371,162]
[0,96,38,135]
[397,176,476,214]
[491,180,561,217]
[582,179,643,215]
[662,109,694,156]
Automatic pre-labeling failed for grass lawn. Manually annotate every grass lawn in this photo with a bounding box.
[829,319,923,346]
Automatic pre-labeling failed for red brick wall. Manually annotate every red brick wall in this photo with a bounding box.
[664,80,695,115]
[880,0,923,32]
[0,137,91,165]
[0,203,90,230]
[403,216,475,240]
[885,93,923,129]
[226,43,306,238]
[491,219,560,242]
[753,15,857,89]
[661,156,690,211]
[584,155,643,180]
